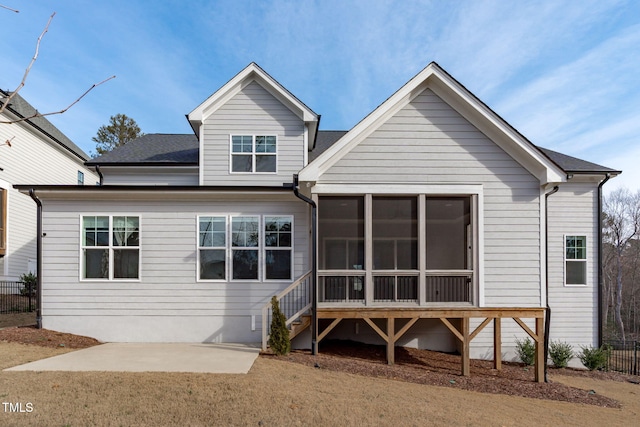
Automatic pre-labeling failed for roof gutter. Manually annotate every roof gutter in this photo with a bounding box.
[28,189,43,329]
[544,185,559,382]
[598,173,612,347]
[292,174,317,355]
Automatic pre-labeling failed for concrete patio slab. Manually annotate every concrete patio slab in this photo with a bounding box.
[4,343,260,373]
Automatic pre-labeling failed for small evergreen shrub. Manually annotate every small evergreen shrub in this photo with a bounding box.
[515,337,535,365]
[268,296,290,356]
[19,272,37,297]
[549,341,574,368]
[579,345,611,371]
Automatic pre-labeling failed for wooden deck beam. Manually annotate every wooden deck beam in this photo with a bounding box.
[315,306,545,382]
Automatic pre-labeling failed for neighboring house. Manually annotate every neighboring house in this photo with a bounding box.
[15,63,619,374]
[0,90,98,281]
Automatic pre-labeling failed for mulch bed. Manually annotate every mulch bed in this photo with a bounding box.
[267,340,639,408]
[0,325,101,349]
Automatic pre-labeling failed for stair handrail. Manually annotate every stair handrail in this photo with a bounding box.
[261,270,312,351]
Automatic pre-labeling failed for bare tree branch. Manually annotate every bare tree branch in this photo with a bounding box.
[0,4,19,13]
[0,12,55,117]
[0,75,116,124]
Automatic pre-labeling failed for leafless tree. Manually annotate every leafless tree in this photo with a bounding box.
[0,7,114,127]
[603,188,640,342]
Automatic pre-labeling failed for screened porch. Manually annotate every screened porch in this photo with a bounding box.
[317,194,476,307]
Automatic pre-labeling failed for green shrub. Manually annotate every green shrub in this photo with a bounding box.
[268,296,290,356]
[19,272,37,296]
[549,341,574,368]
[515,337,535,365]
[579,345,611,371]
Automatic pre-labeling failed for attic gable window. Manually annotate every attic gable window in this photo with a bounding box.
[230,135,277,173]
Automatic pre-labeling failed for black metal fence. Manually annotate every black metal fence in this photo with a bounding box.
[603,340,639,376]
[0,281,35,314]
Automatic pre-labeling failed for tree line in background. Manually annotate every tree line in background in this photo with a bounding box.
[602,187,640,342]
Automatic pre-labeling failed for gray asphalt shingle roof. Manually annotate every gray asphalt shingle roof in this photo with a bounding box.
[87,134,199,165]
[88,131,617,175]
[0,90,90,161]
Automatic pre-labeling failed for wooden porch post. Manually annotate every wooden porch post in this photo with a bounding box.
[387,317,395,364]
[462,317,470,376]
[535,316,544,383]
[493,317,502,370]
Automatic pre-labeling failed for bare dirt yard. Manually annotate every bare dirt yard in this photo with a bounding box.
[1,326,639,426]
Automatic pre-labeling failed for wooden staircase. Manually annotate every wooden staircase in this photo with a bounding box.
[262,271,312,351]
[289,314,311,340]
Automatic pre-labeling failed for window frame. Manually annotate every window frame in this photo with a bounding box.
[196,214,294,283]
[79,215,141,282]
[264,215,294,281]
[197,215,228,282]
[229,135,278,174]
[77,171,85,185]
[231,215,261,281]
[564,234,588,287]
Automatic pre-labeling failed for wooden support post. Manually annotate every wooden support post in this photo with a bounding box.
[461,317,470,376]
[535,316,544,383]
[493,317,502,370]
[387,317,395,365]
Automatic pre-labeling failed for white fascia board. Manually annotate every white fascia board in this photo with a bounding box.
[187,63,318,132]
[311,183,483,195]
[299,63,566,185]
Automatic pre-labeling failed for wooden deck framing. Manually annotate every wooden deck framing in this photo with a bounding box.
[316,307,546,383]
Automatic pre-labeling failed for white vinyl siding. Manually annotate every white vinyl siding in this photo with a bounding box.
[0,109,98,280]
[320,89,542,308]
[38,195,309,342]
[547,183,599,353]
[201,81,304,186]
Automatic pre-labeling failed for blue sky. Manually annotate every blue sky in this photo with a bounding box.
[2,0,639,191]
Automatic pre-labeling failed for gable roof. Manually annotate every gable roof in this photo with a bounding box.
[299,62,582,185]
[187,62,319,146]
[86,134,199,166]
[0,90,91,161]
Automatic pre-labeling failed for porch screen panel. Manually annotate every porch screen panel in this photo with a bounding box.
[425,197,470,270]
[318,196,364,270]
[372,197,417,269]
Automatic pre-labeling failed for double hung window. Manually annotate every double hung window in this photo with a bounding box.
[232,216,260,280]
[199,217,226,280]
[82,216,140,280]
[198,215,293,281]
[565,235,587,285]
[231,135,277,173]
[265,216,292,280]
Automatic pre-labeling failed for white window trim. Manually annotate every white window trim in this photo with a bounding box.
[263,215,294,282]
[564,233,588,287]
[196,215,228,282]
[229,134,278,174]
[79,215,141,282]
[196,214,294,283]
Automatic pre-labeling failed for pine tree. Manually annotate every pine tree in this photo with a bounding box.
[268,296,290,355]
[92,113,143,156]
